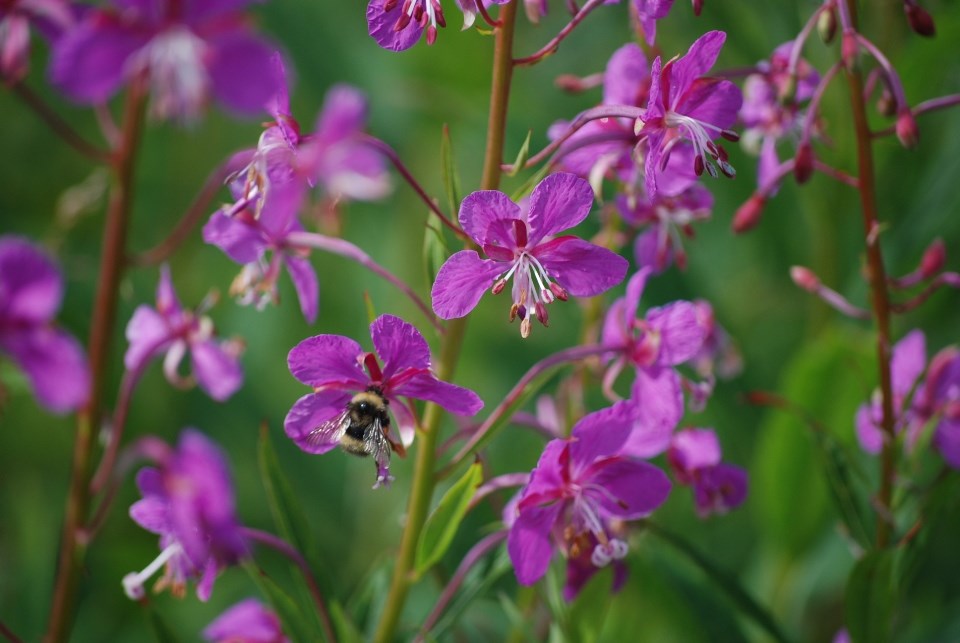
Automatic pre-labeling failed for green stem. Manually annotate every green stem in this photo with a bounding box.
[842,0,897,549]
[44,80,147,643]
[372,4,517,640]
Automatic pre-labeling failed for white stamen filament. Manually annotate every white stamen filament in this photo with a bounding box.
[122,542,183,600]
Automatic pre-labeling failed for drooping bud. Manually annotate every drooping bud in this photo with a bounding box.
[905,3,936,37]
[876,89,897,117]
[426,25,438,45]
[793,143,815,184]
[920,239,946,278]
[790,265,821,292]
[895,109,920,149]
[841,31,859,71]
[732,194,767,234]
[691,0,704,17]
[818,6,838,43]
[524,0,544,24]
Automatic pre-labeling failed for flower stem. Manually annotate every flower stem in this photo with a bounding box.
[11,81,111,163]
[513,0,607,67]
[242,528,337,643]
[842,0,897,549]
[373,5,518,640]
[45,78,147,643]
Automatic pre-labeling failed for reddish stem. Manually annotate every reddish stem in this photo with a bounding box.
[11,82,111,163]
[513,0,608,66]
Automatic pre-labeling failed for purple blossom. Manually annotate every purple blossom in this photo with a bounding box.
[636,31,743,198]
[431,173,628,337]
[203,181,319,324]
[506,402,671,599]
[50,0,281,122]
[284,314,483,486]
[601,268,706,454]
[633,0,675,45]
[125,266,243,401]
[0,236,89,413]
[366,0,509,51]
[917,346,960,468]
[124,429,248,601]
[0,0,72,81]
[203,598,288,643]
[667,428,748,517]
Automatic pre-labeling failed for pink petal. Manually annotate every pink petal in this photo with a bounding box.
[283,255,318,325]
[668,30,726,109]
[507,502,562,585]
[669,428,722,473]
[585,458,671,519]
[50,21,148,103]
[283,389,352,454]
[315,84,367,144]
[370,314,431,377]
[458,190,521,246]
[430,250,502,320]
[191,340,243,402]
[124,306,171,370]
[366,0,424,52]
[568,401,635,471]
[129,496,169,534]
[202,212,264,264]
[603,43,648,107]
[390,372,483,416]
[622,367,682,456]
[677,77,742,131]
[287,334,367,388]
[855,401,883,455]
[0,326,90,414]
[207,31,280,116]
[534,237,628,297]
[0,236,63,323]
[891,330,926,399]
[526,173,594,245]
[645,300,705,366]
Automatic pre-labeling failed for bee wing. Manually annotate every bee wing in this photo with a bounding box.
[304,408,351,453]
[364,416,394,488]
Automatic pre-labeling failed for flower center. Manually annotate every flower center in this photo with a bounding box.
[135,27,209,121]
[390,0,446,45]
[123,541,184,600]
[662,111,737,180]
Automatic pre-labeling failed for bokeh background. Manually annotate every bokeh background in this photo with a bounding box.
[1,1,959,641]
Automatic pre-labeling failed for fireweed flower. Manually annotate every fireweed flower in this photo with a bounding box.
[0,0,72,81]
[366,0,509,51]
[667,428,748,517]
[284,314,483,486]
[123,429,248,601]
[635,30,743,198]
[203,181,318,324]
[506,402,671,599]
[633,0,675,45]
[203,598,288,643]
[125,266,243,401]
[50,0,280,122]
[0,236,89,413]
[855,330,926,454]
[914,346,960,468]
[618,182,713,273]
[601,268,706,453]
[431,173,628,337]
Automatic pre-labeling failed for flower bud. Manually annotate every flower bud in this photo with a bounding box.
[876,89,897,117]
[732,194,766,234]
[818,7,838,43]
[790,266,821,292]
[895,109,920,149]
[793,142,815,184]
[841,31,859,70]
[920,238,946,278]
[905,4,936,37]
[692,0,704,17]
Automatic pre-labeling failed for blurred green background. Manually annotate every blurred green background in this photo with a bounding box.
[1,1,960,641]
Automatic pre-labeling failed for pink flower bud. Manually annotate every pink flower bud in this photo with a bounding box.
[732,194,767,234]
[790,266,821,292]
[842,31,859,70]
[692,0,704,17]
[876,90,897,117]
[555,74,586,93]
[920,239,946,278]
[905,4,936,37]
[794,143,815,184]
[896,109,920,149]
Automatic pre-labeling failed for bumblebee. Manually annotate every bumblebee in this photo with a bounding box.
[306,386,404,485]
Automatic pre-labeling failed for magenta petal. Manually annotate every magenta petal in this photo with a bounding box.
[195,559,218,602]
[431,251,502,320]
[522,440,568,501]
[315,84,367,143]
[0,237,62,323]
[366,0,423,52]
[603,43,648,107]
[757,136,781,193]
[0,326,90,413]
[184,0,260,25]
[934,420,960,469]
[645,301,704,366]
[458,190,521,246]
[287,334,366,388]
[694,464,748,516]
[601,299,630,351]
[50,21,147,102]
[390,399,417,448]
[156,265,182,317]
[129,496,168,534]
[855,401,883,455]
[124,306,171,370]
[668,31,727,106]
[207,31,279,116]
[534,238,628,297]
[891,330,926,398]
[586,459,671,519]
[569,402,634,471]
[370,314,431,376]
[203,599,285,643]
[621,396,673,458]
[202,212,264,264]
[670,428,721,472]
[191,340,243,401]
[507,502,562,585]
[678,78,742,131]
[283,255,318,325]
[284,389,352,454]
[391,372,483,416]
[622,367,682,456]
[624,268,651,324]
[526,173,594,244]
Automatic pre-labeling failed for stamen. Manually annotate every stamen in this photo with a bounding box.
[123,542,183,600]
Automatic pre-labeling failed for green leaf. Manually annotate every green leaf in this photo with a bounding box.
[432,543,514,638]
[243,561,312,643]
[146,609,183,643]
[363,290,378,327]
[414,460,483,577]
[506,130,533,177]
[329,600,365,643]
[810,429,873,549]
[845,550,896,643]
[440,124,462,214]
[648,523,793,643]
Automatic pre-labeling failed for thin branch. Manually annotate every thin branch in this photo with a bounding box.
[872,93,960,137]
[127,162,233,267]
[513,0,608,67]
[11,82,112,162]
[0,620,23,643]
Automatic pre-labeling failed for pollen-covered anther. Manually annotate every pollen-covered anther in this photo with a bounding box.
[491,278,507,295]
[550,282,569,302]
[520,317,532,338]
[720,129,740,143]
[535,302,549,326]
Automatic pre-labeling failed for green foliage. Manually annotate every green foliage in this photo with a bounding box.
[415,460,483,577]
[845,550,896,643]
